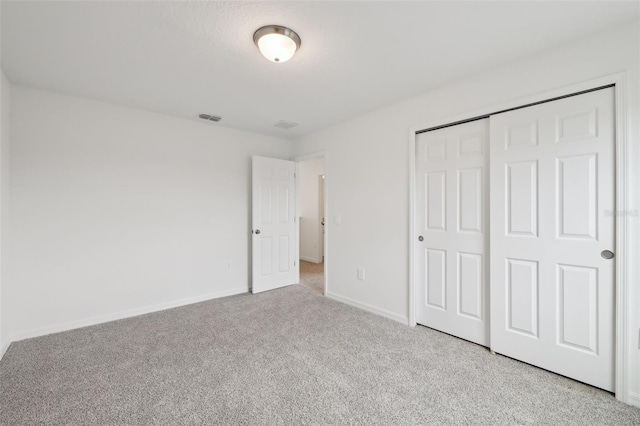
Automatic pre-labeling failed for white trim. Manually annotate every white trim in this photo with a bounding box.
[326,291,409,325]
[612,74,629,404]
[408,128,417,327]
[295,151,328,296]
[408,72,630,403]
[300,255,323,264]
[629,392,640,408]
[10,287,247,343]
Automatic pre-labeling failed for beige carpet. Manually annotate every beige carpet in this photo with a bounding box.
[300,260,324,295]
[1,284,639,425]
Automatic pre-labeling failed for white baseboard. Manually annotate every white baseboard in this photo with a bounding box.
[10,287,248,343]
[629,392,640,408]
[326,292,408,325]
[300,255,322,264]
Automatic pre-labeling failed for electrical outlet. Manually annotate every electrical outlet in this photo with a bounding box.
[225,261,231,271]
[334,214,342,225]
[357,267,365,281]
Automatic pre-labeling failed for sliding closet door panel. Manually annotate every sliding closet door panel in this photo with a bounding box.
[416,119,489,347]
[489,88,615,391]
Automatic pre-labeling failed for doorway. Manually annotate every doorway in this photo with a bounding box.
[297,155,326,295]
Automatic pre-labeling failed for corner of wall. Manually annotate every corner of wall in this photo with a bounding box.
[0,69,12,360]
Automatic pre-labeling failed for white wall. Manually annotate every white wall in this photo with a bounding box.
[0,70,10,358]
[292,21,640,403]
[7,86,291,341]
[299,158,325,263]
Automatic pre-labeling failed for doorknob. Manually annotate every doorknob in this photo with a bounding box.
[601,250,614,259]
[255,229,261,235]
[418,236,424,242]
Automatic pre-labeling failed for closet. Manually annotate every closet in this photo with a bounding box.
[415,87,615,391]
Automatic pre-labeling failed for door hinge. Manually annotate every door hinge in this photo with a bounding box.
[294,260,296,266]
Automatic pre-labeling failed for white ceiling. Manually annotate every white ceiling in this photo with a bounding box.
[2,1,638,139]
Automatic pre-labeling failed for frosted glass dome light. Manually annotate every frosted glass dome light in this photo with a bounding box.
[253,25,301,63]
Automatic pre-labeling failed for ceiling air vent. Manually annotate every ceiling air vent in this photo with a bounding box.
[198,113,222,122]
[274,120,299,130]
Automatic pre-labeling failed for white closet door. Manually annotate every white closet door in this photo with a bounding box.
[489,88,615,391]
[416,119,489,346]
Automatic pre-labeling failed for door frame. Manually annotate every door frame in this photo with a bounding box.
[295,151,328,295]
[408,72,630,403]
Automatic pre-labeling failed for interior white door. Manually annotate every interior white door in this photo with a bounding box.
[489,88,615,391]
[252,156,298,294]
[416,119,489,346]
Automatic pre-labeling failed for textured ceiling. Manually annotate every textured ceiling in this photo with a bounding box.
[1,1,638,139]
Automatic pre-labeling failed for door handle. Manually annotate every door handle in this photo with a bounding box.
[601,250,614,259]
[418,236,424,242]
[255,229,261,235]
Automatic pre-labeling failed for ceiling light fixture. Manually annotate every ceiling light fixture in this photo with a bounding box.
[253,25,301,63]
